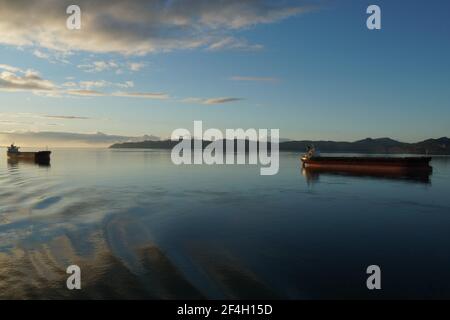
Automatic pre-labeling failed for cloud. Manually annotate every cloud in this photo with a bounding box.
[66,89,105,97]
[112,91,169,99]
[81,80,134,89]
[207,37,263,51]
[127,62,145,72]
[0,0,312,55]
[181,97,205,104]
[79,80,110,89]
[62,81,77,87]
[230,76,279,82]
[203,97,243,105]
[0,66,159,100]
[1,64,247,103]
[33,49,71,64]
[78,61,119,73]
[0,112,69,127]
[0,64,161,98]
[117,81,134,88]
[78,61,146,74]
[0,120,35,125]
[33,49,49,59]
[0,131,160,147]
[0,64,22,73]
[62,80,134,89]
[0,69,56,92]
[44,115,90,120]
[182,97,243,105]
[0,112,90,123]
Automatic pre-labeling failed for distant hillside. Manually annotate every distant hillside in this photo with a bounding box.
[111,140,179,149]
[110,139,276,152]
[110,137,450,155]
[279,137,450,154]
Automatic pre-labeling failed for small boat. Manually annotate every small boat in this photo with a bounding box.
[7,144,51,164]
[301,146,432,173]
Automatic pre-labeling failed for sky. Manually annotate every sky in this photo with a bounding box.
[0,0,449,146]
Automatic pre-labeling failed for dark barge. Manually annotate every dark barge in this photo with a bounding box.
[7,144,51,164]
[301,147,432,174]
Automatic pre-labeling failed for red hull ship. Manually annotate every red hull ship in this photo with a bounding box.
[301,147,432,174]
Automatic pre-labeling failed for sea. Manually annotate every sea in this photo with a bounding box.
[0,148,449,299]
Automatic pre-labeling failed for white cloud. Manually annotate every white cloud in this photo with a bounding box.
[63,80,134,90]
[116,81,134,88]
[181,97,205,104]
[33,49,71,64]
[127,62,145,72]
[0,67,163,99]
[182,97,243,105]
[0,0,311,55]
[78,60,146,74]
[0,69,56,92]
[113,91,169,99]
[62,81,77,87]
[78,61,119,73]
[33,49,49,59]
[66,89,106,97]
[207,37,263,51]
[0,64,243,103]
[79,80,110,89]
[0,64,22,73]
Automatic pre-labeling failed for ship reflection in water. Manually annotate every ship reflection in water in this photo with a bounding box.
[302,166,432,185]
[7,158,51,168]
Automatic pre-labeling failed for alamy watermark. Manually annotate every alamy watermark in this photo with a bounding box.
[367,5,381,30]
[171,121,279,176]
[66,265,81,290]
[66,5,81,30]
[366,265,381,290]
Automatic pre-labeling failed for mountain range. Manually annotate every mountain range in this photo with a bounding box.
[110,137,450,155]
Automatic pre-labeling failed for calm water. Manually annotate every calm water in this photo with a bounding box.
[0,148,450,299]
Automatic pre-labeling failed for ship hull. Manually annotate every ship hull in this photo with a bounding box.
[7,151,51,164]
[301,156,432,173]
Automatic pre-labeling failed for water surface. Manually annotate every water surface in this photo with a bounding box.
[1,148,449,299]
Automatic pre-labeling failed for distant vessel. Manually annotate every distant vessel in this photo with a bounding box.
[301,146,432,173]
[7,144,51,164]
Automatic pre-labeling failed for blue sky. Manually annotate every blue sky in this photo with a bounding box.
[0,0,449,146]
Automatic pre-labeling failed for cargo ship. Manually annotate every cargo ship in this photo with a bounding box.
[7,144,51,164]
[301,146,432,173]
[302,166,432,185]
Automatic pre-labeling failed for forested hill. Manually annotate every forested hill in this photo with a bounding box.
[110,137,450,155]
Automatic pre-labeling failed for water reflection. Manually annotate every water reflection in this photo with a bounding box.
[7,158,51,168]
[1,150,450,299]
[302,166,432,185]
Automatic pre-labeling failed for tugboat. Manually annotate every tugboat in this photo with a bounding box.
[7,144,51,164]
[301,146,432,173]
